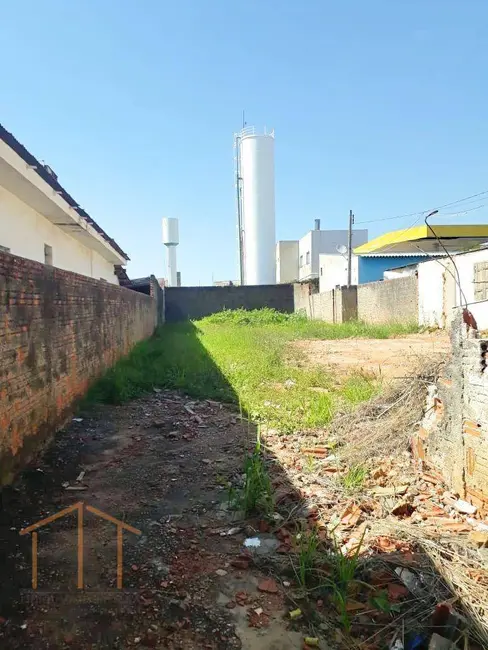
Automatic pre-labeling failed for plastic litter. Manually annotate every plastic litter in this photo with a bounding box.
[244,537,261,548]
[395,567,425,597]
[389,638,404,650]
[406,634,427,650]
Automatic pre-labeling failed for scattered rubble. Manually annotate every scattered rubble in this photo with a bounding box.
[260,392,488,648]
[2,359,487,649]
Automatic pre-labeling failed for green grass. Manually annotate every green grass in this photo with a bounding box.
[326,529,366,631]
[203,307,418,340]
[240,432,274,515]
[340,465,368,493]
[295,527,321,587]
[84,308,416,433]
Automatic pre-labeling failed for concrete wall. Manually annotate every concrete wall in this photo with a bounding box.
[357,276,418,324]
[293,282,357,323]
[165,284,294,322]
[0,251,157,484]
[0,185,119,284]
[414,312,488,514]
[276,240,299,283]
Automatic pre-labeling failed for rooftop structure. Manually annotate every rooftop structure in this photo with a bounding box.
[354,225,488,255]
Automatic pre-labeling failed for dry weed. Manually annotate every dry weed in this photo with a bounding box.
[331,354,445,466]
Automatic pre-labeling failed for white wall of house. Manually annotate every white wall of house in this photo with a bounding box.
[383,266,417,279]
[298,231,313,280]
[275,240,299,283]
[319,253,358,292]
[0,185,118,283]
[418,259,447,327]
[418,249,488,330]
[298,229,368,281]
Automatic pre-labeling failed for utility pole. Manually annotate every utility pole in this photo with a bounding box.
[347,209,354,287]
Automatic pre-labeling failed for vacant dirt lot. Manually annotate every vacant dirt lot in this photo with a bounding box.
[291,332,450,379]
[0,391,315,650]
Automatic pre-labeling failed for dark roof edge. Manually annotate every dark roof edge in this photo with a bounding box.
[0,123,129,261]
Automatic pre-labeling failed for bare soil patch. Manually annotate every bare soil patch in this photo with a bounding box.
[0,392,322,650]
[290,332,450,379]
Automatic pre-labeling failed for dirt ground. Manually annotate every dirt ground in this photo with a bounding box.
[291,332,450,379]
[0,391,323,650]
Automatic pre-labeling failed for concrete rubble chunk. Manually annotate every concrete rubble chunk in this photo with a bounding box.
[453,499,477,515]
[215,569,227,576]
[428,633,456,649]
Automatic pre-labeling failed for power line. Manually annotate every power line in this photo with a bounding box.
[440,204,486,217]
[435,189,488,211]
[355,189,488,225]
[355,210,427,225]
[365,213,425,256]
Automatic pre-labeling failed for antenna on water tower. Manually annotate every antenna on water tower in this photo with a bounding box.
[162,217,179,287]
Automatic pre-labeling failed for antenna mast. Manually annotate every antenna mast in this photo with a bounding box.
[235,127,245,285]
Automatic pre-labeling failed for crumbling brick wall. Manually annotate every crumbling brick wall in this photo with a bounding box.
[414,311,488,513]
[0,251,157,484]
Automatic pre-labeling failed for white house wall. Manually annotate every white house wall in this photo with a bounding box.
[319,253,358,292]
[276,241,299,283]
[0,185,118,283]
[418,259,447,327]
[298,232,313,280]
[418,249,488,330]
[299,229,368,281]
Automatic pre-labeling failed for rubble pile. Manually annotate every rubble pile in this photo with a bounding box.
[261,426,488,649]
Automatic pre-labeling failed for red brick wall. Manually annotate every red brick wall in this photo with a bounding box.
[0,251,157,483]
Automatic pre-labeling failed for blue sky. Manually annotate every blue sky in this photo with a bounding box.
[2,0,488,284]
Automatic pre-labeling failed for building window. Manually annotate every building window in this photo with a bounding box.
[306,251,310,265]
[299,255,303,267]
[0,245,10,253]
[474,261,488,301]
[44,244,53,266]
[320,267,323,276]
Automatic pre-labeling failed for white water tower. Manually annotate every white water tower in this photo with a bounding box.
[162,217,179,287]
[236,126,276,285]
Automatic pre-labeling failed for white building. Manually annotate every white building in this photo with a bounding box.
[275,240,299,283]
[319,253,358,292]
[276,220,368,284]
[418,247,488,330]
[299,221,368,281]
[0,124,128,283]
